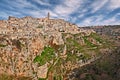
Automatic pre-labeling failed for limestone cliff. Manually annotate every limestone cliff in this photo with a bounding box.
[0,16,117,80]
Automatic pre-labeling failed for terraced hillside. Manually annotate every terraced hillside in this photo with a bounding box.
[30,32,115,80]
[0,31,115,80]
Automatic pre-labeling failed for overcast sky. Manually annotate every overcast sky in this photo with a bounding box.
[0,0,120,26]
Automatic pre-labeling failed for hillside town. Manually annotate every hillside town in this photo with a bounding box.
[0,13,119,80]
[0,13,96,79]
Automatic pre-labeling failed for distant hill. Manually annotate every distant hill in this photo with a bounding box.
[80,25,120,41]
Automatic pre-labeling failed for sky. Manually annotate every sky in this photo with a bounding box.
[0,0,120,26]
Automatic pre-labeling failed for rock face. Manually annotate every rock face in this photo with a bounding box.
[0,14,98,79]
[0,35,45,79]
[37,63,48,78]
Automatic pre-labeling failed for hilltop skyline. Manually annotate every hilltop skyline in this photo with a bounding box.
[0,0,120,26]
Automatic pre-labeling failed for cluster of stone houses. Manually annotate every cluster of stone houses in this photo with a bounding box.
[0,13,95,37]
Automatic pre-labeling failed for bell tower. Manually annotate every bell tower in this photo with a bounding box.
[47,12,50,20]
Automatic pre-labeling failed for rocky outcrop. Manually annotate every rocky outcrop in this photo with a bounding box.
[37,63,48,78]
[0,35,45,79]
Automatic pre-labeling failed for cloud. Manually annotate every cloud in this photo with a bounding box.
[78,14,85,18]
[9,0,35,9]
[0,0,51,18]
[91,0,108,13]
[108,0,120,10]
[101,18,120,25]
[0,12,10,19]
[33,0,51,6]
[0,0,120,26]
[54,0,83,17]
[0,10,23,19]
[77,14,120,26]
[27,9,58,18]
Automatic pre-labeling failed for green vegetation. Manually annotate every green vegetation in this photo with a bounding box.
[33,32,114,80]
[34,46,57,79]
[34,46,55,66]
[39,78,46,80]
[82,36,96,47]
[62,32,114,61]
[66,38,82,51]
[90,33,104,43]
[95,58,116,76]
[0,44,7,47]
[37,25,43,28]
[0,74,31,80]
[72,47,120,80]
[64,34,93,60]
[0,74,13,80]
[85,74,96,80]
[66,52,78,63]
